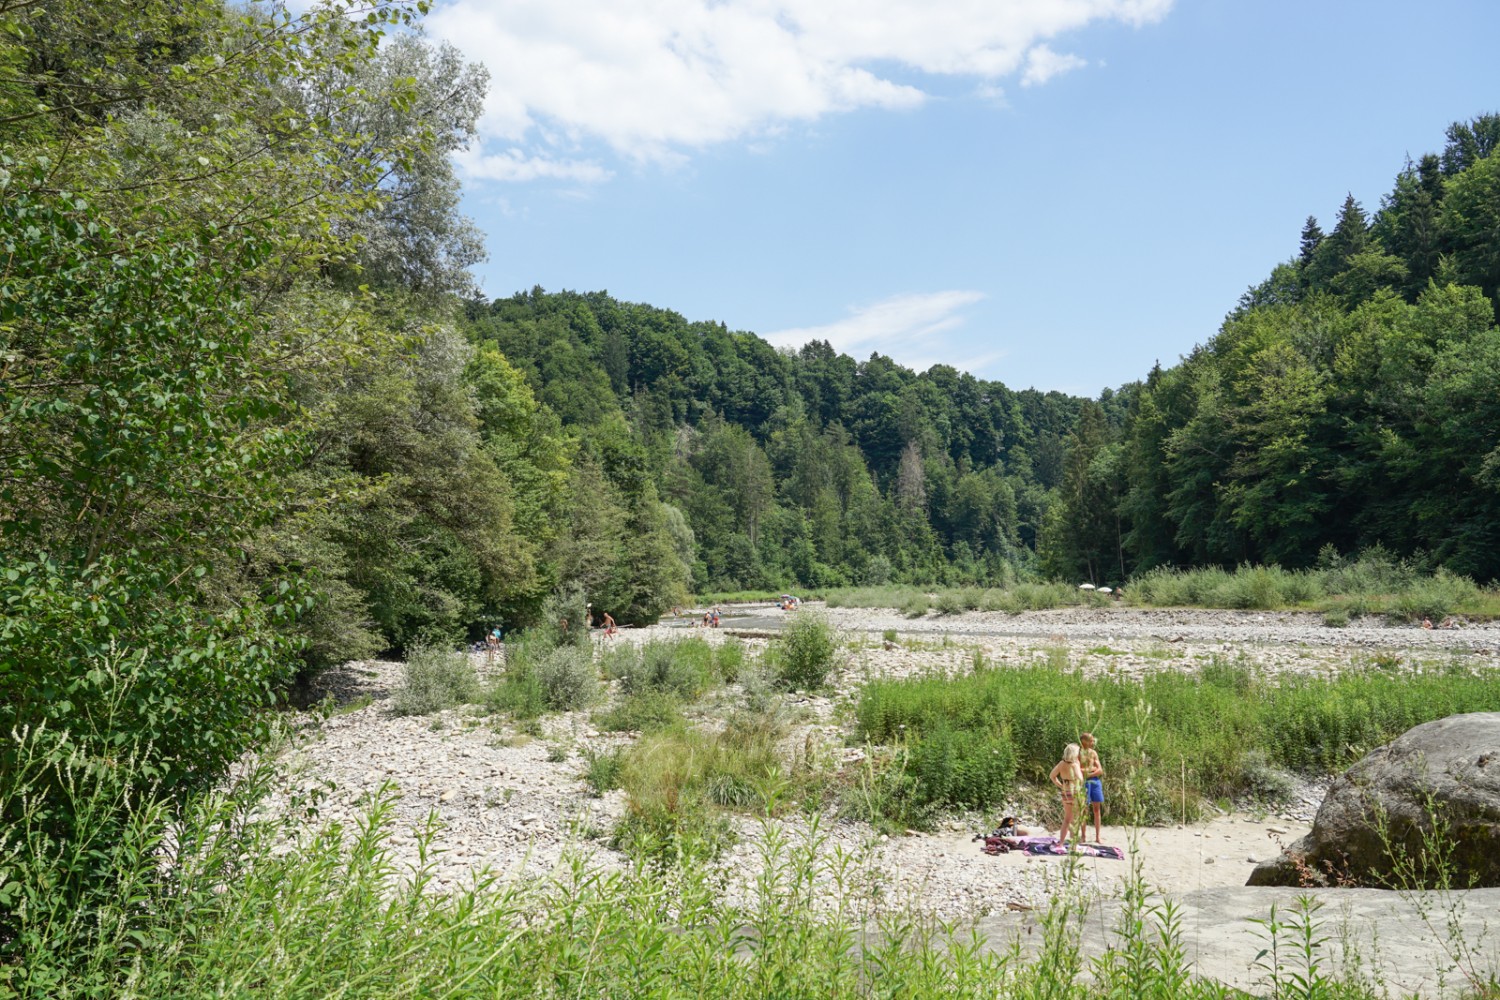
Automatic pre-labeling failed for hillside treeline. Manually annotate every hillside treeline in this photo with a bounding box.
[463,291,1106,595]
[1045,114,1500,585]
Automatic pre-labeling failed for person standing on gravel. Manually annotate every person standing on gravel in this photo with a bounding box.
[1080,732,1105,842]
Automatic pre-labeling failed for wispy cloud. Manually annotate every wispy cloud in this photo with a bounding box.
[454,147,612,184]
[425,0,1174,179]
[1020,45,1087,87]
[765,290,987,369]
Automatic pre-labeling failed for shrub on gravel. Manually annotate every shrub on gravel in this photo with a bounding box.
[933,590,966,616]
[595,691,684,733]
[534,645,597,711]
[713,636,746,683]
[392,646,481,716]
[774,611,838,690]
[612,638,715,700]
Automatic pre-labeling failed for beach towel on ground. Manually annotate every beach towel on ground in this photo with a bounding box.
[977,833,1058,856]
[1022,841,1124,860]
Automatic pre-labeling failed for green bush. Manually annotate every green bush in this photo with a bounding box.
[904,725,1017,813]
[612,639,715,700]
[713,636,747,683]
[1391,569,1482,621]
[900,593,931,617]
[392,646,481,716]
[533,645,598,711]
[487,661,545,719]
[774,611,838,690]
[933,590,966,615]
[595,691,685,733]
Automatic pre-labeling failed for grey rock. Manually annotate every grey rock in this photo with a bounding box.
[1249,713,1500,888]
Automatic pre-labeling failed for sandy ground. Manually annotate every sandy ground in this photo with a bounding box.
[956,813,1309,898]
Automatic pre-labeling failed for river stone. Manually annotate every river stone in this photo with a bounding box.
[1248,713,1500,888]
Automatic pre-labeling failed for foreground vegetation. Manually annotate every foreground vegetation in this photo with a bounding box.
[8,724,1498,999]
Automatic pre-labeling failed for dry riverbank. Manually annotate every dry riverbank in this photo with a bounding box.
[271,606,1496,914]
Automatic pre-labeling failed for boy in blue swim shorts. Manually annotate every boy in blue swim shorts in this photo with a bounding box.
[1080,732,1105,843]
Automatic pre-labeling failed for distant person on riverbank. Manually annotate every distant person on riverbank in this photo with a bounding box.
[1050,743,1084,844]
[603,611,616,636]
[1080,732,1105,843]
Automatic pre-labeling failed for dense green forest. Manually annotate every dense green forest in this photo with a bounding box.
[4,0,1499,825]
[459,113,1500,597]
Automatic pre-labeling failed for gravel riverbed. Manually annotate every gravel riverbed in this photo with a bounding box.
[269,607,1496,918]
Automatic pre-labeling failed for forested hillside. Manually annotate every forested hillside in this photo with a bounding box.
[457,114,1500,598]
[1046,114,1500,585]
[463,290,1109,598]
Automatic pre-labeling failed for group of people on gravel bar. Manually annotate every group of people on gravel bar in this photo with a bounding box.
[1048,732,1105,843]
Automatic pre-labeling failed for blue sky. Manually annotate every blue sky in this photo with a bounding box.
[423,0,1500,396]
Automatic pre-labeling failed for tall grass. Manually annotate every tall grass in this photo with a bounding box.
[855,659,1500,825]
[825,583,1113,615]
[1128,553,1499,619]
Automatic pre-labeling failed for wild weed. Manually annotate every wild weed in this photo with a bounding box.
[774,610,839,690]
[392,645,481,715]
[531,643,597,711]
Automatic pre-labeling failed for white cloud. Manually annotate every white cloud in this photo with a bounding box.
[1020,44,1087,87]
[454,147,613,184]
[765,290,986,366]
[425,0,1173,177]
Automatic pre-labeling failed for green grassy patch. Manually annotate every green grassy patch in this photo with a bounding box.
[855,658,1500,825]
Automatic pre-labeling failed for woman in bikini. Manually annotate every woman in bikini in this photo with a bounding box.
[1049,743,1084,844]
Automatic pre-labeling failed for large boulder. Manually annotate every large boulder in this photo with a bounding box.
[1248,712,1500,888]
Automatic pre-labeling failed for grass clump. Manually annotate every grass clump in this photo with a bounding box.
[610,638,716,700]
[392,645,481,716]
[595,690,684,733]
[581,745,624,795]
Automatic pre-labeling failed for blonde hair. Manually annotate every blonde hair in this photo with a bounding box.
[1063,743,1080,762]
